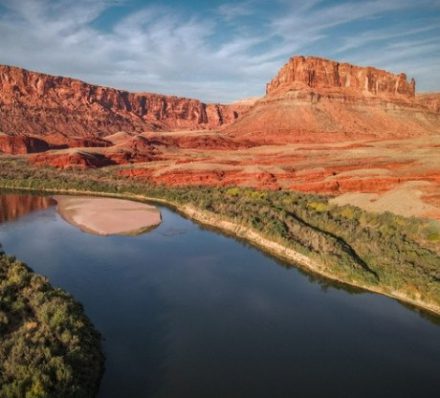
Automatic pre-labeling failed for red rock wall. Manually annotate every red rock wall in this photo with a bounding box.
[0,65,244,137]
[0,134,49,154]
[417,93,440,113]
[266,56,416,99]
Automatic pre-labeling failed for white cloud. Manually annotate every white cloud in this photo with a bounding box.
[217,1,255,22]
[0,0,439,102]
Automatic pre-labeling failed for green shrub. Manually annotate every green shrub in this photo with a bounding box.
[0,252,103,398]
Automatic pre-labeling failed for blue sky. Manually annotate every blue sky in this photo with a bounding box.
[0,0,439,102]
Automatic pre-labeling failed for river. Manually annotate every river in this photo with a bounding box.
[0,192,439,398]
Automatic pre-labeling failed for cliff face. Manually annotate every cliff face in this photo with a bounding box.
[417,93,440,113]
[226,56,440,140]
[0,65,244,137]
[0,133,49,154]
[266,56,416,100]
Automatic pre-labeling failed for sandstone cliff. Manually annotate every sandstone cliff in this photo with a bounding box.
[0,65,245,138]
[0,133,49,154]
[417,93,440,113]
[266,56,416,100]
[227,56,440,141]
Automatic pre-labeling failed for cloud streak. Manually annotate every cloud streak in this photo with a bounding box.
[0,0,439,102]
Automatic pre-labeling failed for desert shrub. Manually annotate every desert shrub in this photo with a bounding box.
[0,251,103,398]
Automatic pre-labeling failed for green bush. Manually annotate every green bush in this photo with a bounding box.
[0,251,103,398]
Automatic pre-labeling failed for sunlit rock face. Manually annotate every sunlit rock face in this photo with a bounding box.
[266,55,416,99]
[0,64,247,138]
[0,133,49,155]
[417,93,440,113]
[226,56,440,140]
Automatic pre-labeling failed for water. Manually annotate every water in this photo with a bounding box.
[0,193,439,398]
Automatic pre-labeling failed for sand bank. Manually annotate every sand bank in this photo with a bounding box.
[54,195,161,236]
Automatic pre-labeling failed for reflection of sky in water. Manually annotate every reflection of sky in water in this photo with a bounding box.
[0,197,440,398]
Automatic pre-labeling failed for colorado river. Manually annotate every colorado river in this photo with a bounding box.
[0,192,439,398]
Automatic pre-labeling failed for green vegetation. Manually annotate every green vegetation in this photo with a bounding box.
[0,246,103,398]
[0,157,439,312]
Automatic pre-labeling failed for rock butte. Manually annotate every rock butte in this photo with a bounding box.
[266,55,416,98]
[54,196,162,236]
[1,55,440,220]
[226,56,440,139]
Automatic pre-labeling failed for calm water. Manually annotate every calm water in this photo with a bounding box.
[0,193,439,398]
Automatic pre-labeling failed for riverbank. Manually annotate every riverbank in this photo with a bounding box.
[1,182,440,316]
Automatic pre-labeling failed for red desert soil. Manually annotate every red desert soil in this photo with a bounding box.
[1,55,440,220]
[54,196,161,236]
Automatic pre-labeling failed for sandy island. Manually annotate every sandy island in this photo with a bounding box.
[54,196,161,236]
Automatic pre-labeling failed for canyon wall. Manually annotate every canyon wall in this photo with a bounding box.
[0,65,244,137]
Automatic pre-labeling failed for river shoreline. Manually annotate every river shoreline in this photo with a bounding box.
[1,184,439,317]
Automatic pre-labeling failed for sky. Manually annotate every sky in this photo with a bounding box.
[0,0,439,103]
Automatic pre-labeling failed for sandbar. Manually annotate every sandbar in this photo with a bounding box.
[54,195,161,236]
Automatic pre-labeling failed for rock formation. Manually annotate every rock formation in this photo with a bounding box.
[226,56,440,141]
[0,65,246,138]
[266,56,416,99]
[0,133,49,154]
[417,93,440,113]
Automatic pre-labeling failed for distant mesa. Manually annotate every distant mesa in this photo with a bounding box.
[266,55,416,99]
[226,55,440,141]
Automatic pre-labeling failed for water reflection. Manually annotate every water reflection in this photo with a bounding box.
[0,193,55,223]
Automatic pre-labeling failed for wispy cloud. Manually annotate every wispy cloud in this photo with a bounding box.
[0,0,439,102]
[217,1,255,22]
[336,25,439,53]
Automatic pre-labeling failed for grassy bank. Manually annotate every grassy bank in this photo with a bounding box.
[0,248,103,398]
[0,157,440,315]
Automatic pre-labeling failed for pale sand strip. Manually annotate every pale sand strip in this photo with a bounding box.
[54,195,161,236]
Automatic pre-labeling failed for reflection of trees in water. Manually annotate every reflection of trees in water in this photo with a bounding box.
[0,194,55,223]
